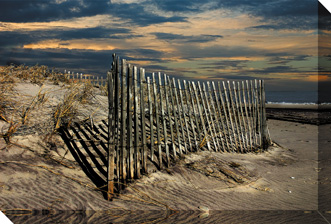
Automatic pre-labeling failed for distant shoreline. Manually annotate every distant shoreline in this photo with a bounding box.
[266,103,331,110]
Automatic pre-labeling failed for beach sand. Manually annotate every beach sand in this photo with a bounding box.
[0,80,328,223]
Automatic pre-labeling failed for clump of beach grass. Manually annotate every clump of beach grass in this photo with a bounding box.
[52,82,96,131]
[0,64,104,146]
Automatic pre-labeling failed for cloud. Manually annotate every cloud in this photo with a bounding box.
[110,3,187,26]
[0,47,167,76]
[266,54,311,65]
[0,27,136,51]
[152,32,223,43]
[0,0,112,22]
[216,0,317,30]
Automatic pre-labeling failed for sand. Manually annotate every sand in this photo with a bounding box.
[0,81,329,223]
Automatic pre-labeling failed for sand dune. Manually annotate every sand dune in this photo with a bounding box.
[0,79,328,223]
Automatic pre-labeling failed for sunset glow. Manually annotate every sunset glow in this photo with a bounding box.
[0,0,326,91]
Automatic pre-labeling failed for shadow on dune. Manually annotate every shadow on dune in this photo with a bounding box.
[58,121,109,199]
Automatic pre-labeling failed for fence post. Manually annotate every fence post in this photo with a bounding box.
[120,59,127,187]
[207,82,225,151]
[168,76,180,157]
[184,80,198,151]
[222,81,237,151]
[140,68,147,173]
[178,79,192,152]
[164,74,175,160]
[173,78,185,154]
[188,81,201,150]
[233,81,245,153]
[201,82,218,151]
[242,81,253,151]
[192,82,211,151]
[127,64,134,180]
[133,66,140,178]
[159,72,169,166]
[212,81,230,152]
[147,77,154,162]
[153,73,162,168]
[114,57,120,185]
[107,54,115,200]
[261,80,270,149]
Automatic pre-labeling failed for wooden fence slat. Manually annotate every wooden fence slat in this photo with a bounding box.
[147,77,154,162]
[140,68,147,173]
[197,81,215,150]
[158,72,169,167]
[153,73,162,168]
[250,80,257,146]
[237,82,249,152]
[201,82,218,151]
[242,81,253,152]
[205,82,221,151]
[228,81,244,152]
[107,54,115,200]
[173,78,186,154]
[192,82,211,151]
[261,80,270,149]
[114,57,120,183]
[163,74,172,163]
[222,81,237,151]
[115,60,120,172]
[167,76,179,158]
[178,79,192,153]
[133,66,140,178]
[183,80,197,151]
[258,80,263,149]
[254,79,261,146]
[120,59,127,185]
[214,82,230,152]
[246,80,255,148]
[188,81,201,151]
[232,81,245,153]
[127,64,134,180]
[207,82,225,151]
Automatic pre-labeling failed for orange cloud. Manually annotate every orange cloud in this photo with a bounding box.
[23,39,115,51]
[306,75,330,82]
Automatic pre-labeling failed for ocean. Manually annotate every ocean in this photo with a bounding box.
[265,91,318,104]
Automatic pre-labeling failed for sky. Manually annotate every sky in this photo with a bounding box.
[0,0,328,92]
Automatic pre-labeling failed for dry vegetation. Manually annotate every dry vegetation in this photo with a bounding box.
[0,64,107,146]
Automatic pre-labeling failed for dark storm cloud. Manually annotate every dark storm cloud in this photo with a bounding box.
[152,32,223,43]
[0,47,167,75]
[208,74,262,81]
[0,0,111,22]
[0,48,113,72]
[267,55,311,65]
[238,0,317,30]
[199,60,249,70]
[0,0,188,27]
[241,65,315,77]
[150,0,205,12]
[0,27,136,49]
[177,45,266,60]
[248,65,296,74]
[153,0,317,30]
[113,49,165,63]
[110,3,187,26]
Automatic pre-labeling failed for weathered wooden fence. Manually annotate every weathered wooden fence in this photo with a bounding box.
[63,70,107,87]
[106,54,271,200]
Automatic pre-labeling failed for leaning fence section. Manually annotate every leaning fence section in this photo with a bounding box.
[62,70,107,88]
[106,54,271,200]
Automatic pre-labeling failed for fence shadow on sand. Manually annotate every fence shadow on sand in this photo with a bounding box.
[59,54,272,200]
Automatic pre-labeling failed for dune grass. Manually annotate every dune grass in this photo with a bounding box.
[0,64,101,144]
